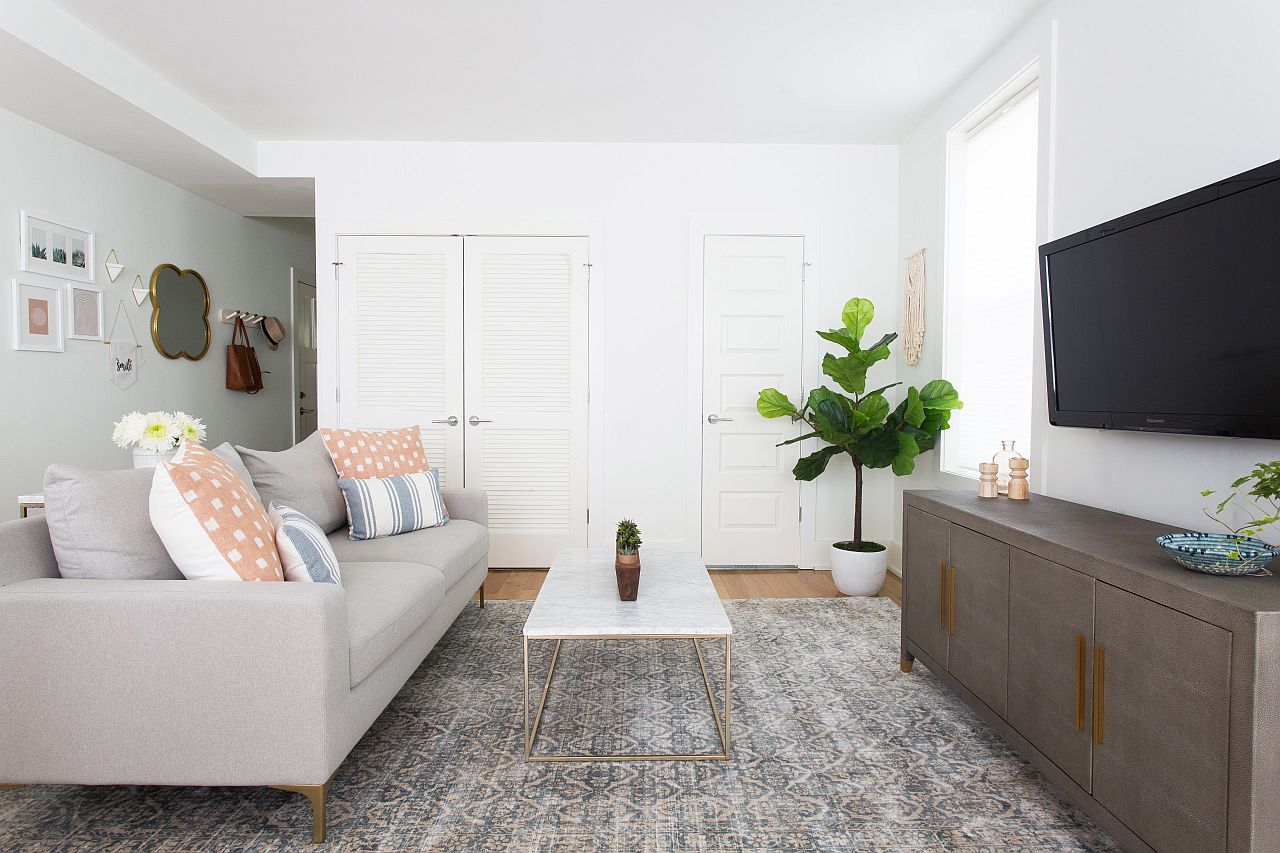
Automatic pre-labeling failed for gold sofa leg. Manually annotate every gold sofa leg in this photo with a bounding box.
[478,582,485,608]
[271,782,328,843]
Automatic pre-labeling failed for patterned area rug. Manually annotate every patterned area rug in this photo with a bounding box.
[0,598,1118,852]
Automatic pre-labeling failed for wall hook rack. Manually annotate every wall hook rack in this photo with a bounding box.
[218,308,266,326]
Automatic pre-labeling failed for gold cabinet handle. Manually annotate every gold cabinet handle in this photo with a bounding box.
[939,561,947,629]
[1075,634,1087,731]
[1092,644,1105,744]
[947,565,956,636]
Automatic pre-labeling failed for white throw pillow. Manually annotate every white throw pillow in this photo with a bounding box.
[269,501,343,584]
[149,443,284,582]
[337,469,448,540]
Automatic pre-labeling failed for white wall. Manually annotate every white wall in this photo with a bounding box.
[895,0,1280,537]
[0,106,315,505]
[260,141,899,565]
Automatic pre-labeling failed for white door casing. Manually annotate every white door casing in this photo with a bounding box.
[701,235,804,566]
[291,270,319,442]
[335,235,464,488]
[463,236,589,567]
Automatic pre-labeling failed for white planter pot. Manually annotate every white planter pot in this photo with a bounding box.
[830,542,888,597]
[132,448,177,469]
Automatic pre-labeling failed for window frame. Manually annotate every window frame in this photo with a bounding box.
[940,65,1041,481]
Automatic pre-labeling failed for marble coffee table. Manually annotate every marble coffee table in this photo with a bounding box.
[522,548,734,761]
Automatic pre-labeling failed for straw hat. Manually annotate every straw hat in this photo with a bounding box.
[261,316,287,350]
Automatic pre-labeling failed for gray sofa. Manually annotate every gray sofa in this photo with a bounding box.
[0,442,488,843]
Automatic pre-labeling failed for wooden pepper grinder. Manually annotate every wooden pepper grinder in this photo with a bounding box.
[1008,456,1030,500]
[978,462,999,498]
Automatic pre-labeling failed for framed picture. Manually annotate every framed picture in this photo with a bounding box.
[12,278,64,352]
[21,211,94,283]
[66,281,104,341]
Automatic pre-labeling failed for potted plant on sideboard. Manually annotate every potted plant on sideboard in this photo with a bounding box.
[757,297,962,596]
[615,518,642,601]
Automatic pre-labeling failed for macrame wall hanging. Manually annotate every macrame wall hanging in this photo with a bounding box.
[902,248,926,366]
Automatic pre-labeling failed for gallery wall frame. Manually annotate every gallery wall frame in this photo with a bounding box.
[66,281,104,341]
[20,211,94,283]
[12,278,65,352]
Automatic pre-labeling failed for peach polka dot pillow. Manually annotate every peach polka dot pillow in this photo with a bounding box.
[320,426,429,479]
[149,443,284,582]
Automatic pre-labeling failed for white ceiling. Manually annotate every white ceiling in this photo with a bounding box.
[44,0,1046,144]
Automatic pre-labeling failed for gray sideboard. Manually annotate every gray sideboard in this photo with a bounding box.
[900,489,1280,853]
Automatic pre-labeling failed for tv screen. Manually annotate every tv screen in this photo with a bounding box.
[1040,157,1280,439]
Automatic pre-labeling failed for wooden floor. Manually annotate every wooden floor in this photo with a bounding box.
[481,568,901,606]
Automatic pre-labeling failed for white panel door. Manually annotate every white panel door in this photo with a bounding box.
[464,236,589,567]
[291,270,318,442]
[702,235,804,566]
[336,235,464,488]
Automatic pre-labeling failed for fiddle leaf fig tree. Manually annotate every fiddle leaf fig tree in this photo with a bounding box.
[757,297,962,550]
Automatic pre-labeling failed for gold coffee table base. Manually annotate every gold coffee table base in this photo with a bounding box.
[522,635,732,762]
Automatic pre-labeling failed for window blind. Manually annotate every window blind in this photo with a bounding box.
[942,86,1039,479]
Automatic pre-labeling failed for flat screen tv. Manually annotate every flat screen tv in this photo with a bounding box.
[1040,157,1280,439]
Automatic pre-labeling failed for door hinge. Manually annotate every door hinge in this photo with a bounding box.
[586,508,590,524]
[584,262,593,285]
[799,506,803,522]
[802,260,812,286]
[335,386,341,404]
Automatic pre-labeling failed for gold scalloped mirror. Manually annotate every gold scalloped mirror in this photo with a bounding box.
[149,263,211,360]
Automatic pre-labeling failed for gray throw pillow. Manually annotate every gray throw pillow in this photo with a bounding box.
[43,464,184,580]
[212,442,263,505]
[236,432,345,533]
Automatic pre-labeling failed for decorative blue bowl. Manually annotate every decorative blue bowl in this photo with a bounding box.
[1156,532,1278,577]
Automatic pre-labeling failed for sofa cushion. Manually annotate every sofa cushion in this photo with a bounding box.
[43,464,183,580]
[337,469,448,541]
[328,520,488,587]
[211,442,262,505]
[321,426,430,479]
[236,433,346,534]
[269,502,342,584]
[341,561,446,687]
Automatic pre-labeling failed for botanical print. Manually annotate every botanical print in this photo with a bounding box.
[21,212,94,283]
[30,227,47,260]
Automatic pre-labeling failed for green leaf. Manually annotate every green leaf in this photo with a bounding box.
[777,431,820,447]
[920,379,963,411]
[757,388,797,419]
[853,427,900,469]
[816,329,859,352]
[822,353,869,395]
[855,394,890,429]
[902,386,924,427]
[864,382,903,398]
[841,297,875,341]
[863,332,899,352]
[793,446,843,480]
[892,432,921,476]
[811,398,853,446]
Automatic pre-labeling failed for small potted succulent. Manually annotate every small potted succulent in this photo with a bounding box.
[615,518,642,601]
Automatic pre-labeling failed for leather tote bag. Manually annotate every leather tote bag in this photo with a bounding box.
[226,316,264,394]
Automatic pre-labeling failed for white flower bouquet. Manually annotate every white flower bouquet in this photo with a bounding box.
[112,410,207,453]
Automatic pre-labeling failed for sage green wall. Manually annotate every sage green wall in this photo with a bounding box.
[0,106,314,506]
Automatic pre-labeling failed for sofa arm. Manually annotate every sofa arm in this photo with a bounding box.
[441,488,488,526]
[0,578,349,787]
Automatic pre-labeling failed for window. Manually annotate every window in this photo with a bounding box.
[941,75,1039,480]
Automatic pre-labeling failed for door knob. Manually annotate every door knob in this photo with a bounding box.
[431,416,459,426]
[707,414,734,424]
[468,415,493,426]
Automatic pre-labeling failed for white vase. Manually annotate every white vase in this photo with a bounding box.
[132,448,177,469]
[830,542,889,596]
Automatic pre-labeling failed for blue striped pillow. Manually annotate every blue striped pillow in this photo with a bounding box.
[268,502,343,584]
[337,469,449,541]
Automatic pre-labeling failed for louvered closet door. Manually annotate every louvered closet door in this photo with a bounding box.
[463,237,589,567]
[336,236,464,488]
